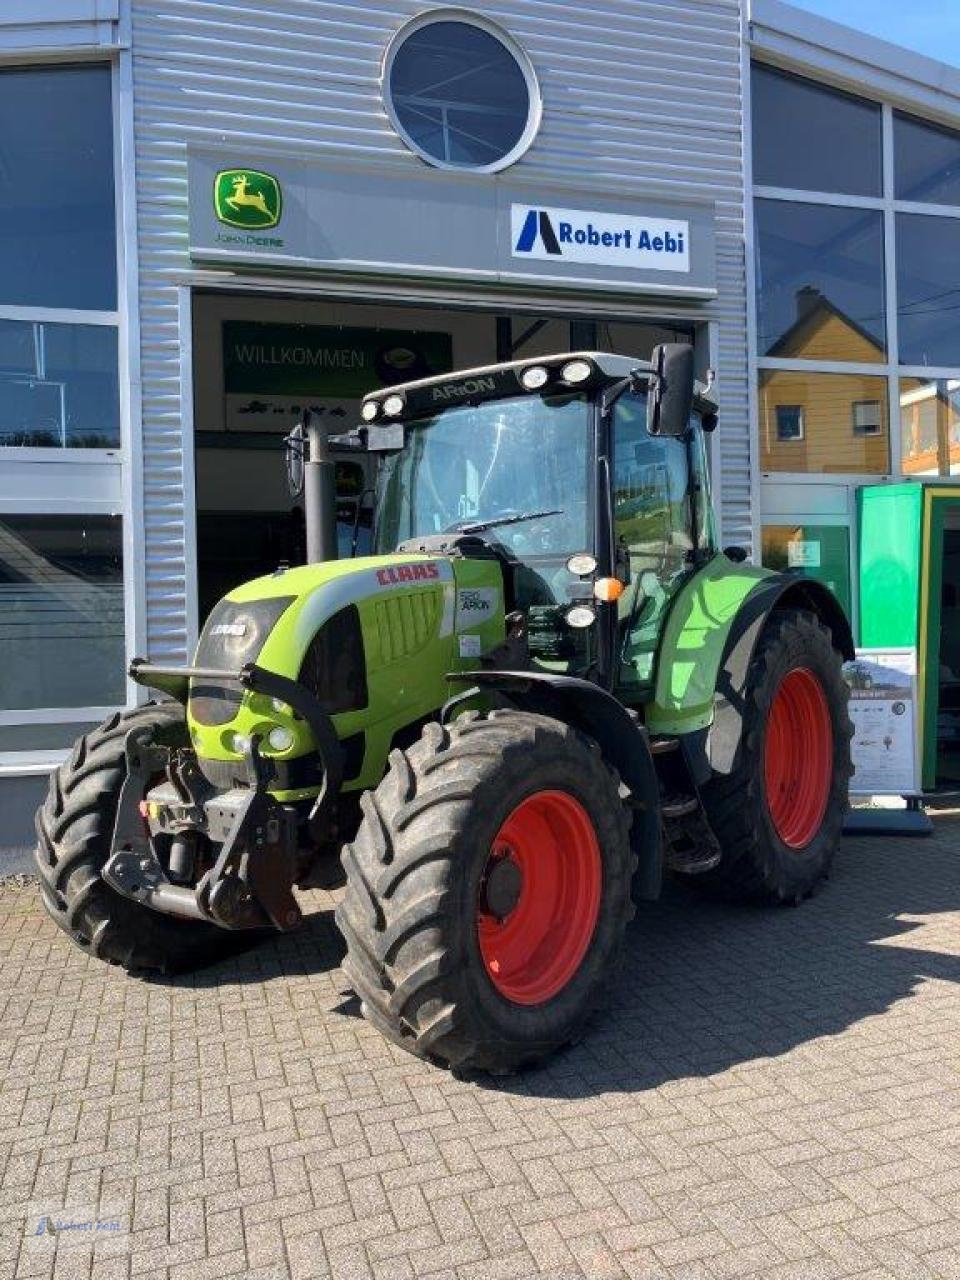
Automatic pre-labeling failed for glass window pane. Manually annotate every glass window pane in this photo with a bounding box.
[751,64,881,196]
[762,524,852,619]
[0,722,100,752]
[0,64,116,309]
[754,199,886,359]
[759,370,889,473]
[0,515,125,711]
[900,377,960,475]
[0,321,119,448]
[895,112,960,206]
[388,20,532,168]
[896,214,960,367]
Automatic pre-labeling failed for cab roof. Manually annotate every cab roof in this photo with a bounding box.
[360,350,717,419]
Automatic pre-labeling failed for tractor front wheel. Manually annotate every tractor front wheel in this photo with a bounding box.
[699,607,853,904]
[35,703,259,973]
[336,711,635,1074]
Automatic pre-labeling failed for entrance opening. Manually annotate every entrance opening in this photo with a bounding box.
[936,508,960,785]
[191,290,695,623]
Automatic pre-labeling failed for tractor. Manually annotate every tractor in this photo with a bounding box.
[35,346,854,1074]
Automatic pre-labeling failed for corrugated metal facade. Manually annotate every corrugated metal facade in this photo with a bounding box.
[130,0,749,662]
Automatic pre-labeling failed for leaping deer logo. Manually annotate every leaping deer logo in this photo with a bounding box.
[213,169,281,230]
[225,175,270,217]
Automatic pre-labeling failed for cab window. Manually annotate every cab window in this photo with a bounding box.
[612,392,695,690]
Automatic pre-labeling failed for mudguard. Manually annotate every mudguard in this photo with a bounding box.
[446,669,663,899]
[705,573,854,779]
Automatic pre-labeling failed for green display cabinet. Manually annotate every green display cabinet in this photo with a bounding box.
[858,481,960,789]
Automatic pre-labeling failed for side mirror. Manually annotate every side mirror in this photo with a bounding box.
[647,343,695,438]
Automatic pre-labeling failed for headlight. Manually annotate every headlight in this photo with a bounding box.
[382,394,405,417]
[227,731,250,754]
[561,359,593,385]
[565,605,596,629]
[267,726,295,752]
[566,552,597,576]
[361,401,379,421]
[520,365,549,390]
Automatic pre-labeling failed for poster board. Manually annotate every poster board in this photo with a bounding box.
[842,648,920,796]
[221,321,452,434]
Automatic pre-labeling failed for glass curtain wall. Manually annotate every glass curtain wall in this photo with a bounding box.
[753,63,960,480]
[0,64,125,754]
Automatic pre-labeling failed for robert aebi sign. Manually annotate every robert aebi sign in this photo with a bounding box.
[511,204,690,273]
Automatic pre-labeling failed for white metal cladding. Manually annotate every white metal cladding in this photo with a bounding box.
[130,0,750,661]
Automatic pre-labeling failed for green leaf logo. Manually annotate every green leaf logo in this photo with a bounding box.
[214,169,282,230]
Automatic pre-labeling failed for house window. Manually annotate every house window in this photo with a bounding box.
[776,405,804,442]
[852,400,882,437]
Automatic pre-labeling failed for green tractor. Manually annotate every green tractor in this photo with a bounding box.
[36,346,854,1074]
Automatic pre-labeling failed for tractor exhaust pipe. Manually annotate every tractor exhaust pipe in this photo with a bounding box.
[304,412,338,563]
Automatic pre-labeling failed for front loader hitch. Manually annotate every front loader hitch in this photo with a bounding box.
[196,738,301,932]
[103,728,301,933]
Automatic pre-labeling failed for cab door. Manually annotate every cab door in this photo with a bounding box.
[610,392,702,697]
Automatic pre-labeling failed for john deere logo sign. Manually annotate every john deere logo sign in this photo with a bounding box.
[214,169,282,230]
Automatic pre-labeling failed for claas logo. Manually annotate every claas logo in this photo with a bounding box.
[376,563,440,586]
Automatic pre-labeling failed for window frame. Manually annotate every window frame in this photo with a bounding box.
[380,8,543,174]
[750,62,883,199]
[0,62,122,462]
[775,404,805,442]
[851,398,882,438]
[893,108,960,209]
[750,58,960,488]
[0,52,141,770]
[0,498,127,770]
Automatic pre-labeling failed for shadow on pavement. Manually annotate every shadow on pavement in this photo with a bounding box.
[150,819,960,1097]
[511,823,960,1098]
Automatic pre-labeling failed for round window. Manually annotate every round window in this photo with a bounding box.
[383,10,541,173]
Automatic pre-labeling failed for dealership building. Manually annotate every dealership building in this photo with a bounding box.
[4,0,960,849]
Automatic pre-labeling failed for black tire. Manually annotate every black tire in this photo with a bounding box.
[336,710,635,1075]
[35,703,257,973]
[699,607,854,904]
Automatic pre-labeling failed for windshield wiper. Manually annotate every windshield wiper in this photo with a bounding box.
[452,508,563,535]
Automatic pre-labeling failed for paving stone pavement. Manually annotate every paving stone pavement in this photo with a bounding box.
[2,813,960,1280]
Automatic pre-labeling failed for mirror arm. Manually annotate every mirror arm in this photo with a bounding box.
[600,370,648,418]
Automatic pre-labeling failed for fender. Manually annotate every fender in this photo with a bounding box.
[705,573,854,779]
[446,669,663,900]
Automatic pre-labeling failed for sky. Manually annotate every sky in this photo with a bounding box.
[787,1,960,67]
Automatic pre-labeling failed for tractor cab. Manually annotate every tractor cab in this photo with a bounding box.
[355,348,718,693]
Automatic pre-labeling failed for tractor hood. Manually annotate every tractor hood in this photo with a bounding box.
[186,553,505,799]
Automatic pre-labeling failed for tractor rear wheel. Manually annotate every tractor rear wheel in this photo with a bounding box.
[35,703,256,973]
[699,607,853,904]
[336,711,635,1074]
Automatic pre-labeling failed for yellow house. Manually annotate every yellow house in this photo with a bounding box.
[760,287,889,474]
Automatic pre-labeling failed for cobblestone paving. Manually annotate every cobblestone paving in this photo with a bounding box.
[2,815,960,1280]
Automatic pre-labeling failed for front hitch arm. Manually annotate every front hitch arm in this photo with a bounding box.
[103,731,302,932]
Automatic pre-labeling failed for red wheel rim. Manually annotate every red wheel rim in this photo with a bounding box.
[476,790,602,1005]
[764,667,833,849]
